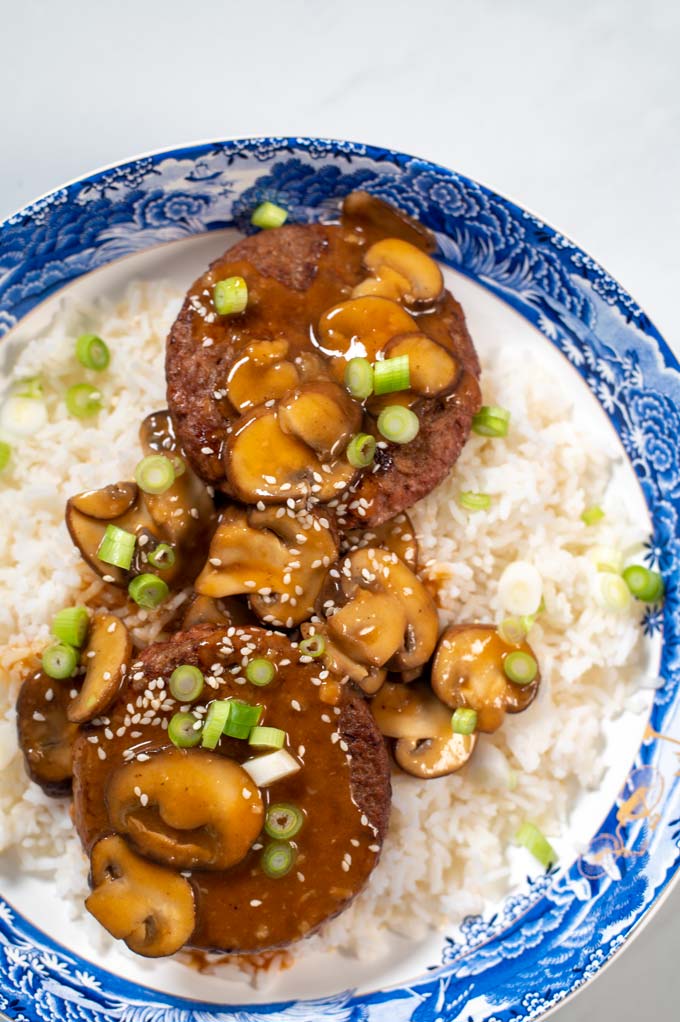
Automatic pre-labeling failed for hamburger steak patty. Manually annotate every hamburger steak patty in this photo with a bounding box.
[166,198,481,528]
[72,624,391,954]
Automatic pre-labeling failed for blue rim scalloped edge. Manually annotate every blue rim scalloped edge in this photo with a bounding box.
[1,137,679,1022]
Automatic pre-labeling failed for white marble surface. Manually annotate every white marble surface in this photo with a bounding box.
[1,0,679,1017]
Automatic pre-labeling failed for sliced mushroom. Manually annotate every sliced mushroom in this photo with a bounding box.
[226,339,300,413]
[195,505,338,627]
[319,547,438,676]
[68,614,132,724]
[181,594,255,630]
[352,266,412,302]
[224,405,355,504]
[16,669,79,795]
[107,747,264,870]
[278,382,362,460]
[343,511,418,570]
[316,296,417,363]
[371,680,453,739]
[431,624,540,733]
[355,238,443,307]
[86,834,195,957]
[301,623,386,694]
[383,332,459,397]
[394,733,477,779]
[70,483,138,519]
[341,191,437,252]
[66,489,155,586]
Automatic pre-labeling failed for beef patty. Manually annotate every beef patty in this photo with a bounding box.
[166,196,481,528]
[71,623,391,955]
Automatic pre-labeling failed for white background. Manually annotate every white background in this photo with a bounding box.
[1,0,679,1018]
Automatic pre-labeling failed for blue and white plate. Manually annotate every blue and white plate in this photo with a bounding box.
[1,137,679,1022]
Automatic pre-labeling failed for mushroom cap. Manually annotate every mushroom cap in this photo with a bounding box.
[341,191,437,252]
[317,295,417,363]
[360,238,444,306]
[394,732,477,779]
[16,669,79,795]
[342,511,418,571]
[86,834,196,957]
[431,624,540,733]
[68,613,132,724]
[278,381,361,460]
[195,504,338,628]
[226,338,300,413]
[383,332,459,397]
[370,680,453,739]
[106,747,264,871]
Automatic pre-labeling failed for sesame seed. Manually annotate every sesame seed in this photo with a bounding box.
[140,793,149,807]
[87,736,99,744]
[297,871,305,882]
[369,844,380,852]
[44,688,54,702]
[291,699,301,711]
[102,574,115,583]
[250,899,263,907]
[32,711,45,722]
[97,747,107,760]
[341,861,350,872]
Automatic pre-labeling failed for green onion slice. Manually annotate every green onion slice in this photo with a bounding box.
[451,707,478,735]
[76,333,110,371]
[515,821,556,869]
[377,405,420,444]
[346,432,376,468]
[596,572,631,612]
[472,405,510,437]
[265,803,305,840]
[581,505,605,526]
[42,642,78,680]
[97,524,136,570]
[0,441,10,473]
[224,699,263,739]
[261,841,296,879]
[622,564,664,603]
[458,491,491,512]
[169,664,204,702]
[128,573,169,608]
[147,543,176,570]
[299,634,326,658]
[52,606,89,648]
[248,725,286,749]
[201,700,230,749]
[251,201,288,229]
[14,376,43,399]
[373,355,410,395]
[498,615,529,645]
[344,357,374,400]
[134,455,176,495]
[66,382,102,418]
[503,650,538,686]
[214,276,248,316]
[246,658,276,686]
[168,711,202,748]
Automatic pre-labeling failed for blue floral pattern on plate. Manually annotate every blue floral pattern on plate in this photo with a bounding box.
[1,137,679,1022]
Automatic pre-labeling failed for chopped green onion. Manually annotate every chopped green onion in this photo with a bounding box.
[147,543,176,570]
[248,725,286,749]
[299,634,326,658]
[472,405,510,438]
[581,505,605,526]
[458,491,491,512]
[265,803,304,840]
[97,524,136,570]
[224,699,263,739]
[51,606,89,648]
[243,748,300,785]
[76,333,110,371]
[128,573,169,608]
[246,658,276,687]
[622,565,664,604]
[589,545,624,574]
[201,700,231,749]
[65,382,102,418]
[498,560,542,616]
[346,432,376,468]
[169,665,204,702]
[214,276,248,316]
[515,821,556,869]
[135,455,176,495]
[373,355,410,395]
[14,376,43,399]
[0,442,11,473]
[42,642,78,680]
[498,616,530,645]
[0,396,47,435]
[503,650,538,686]
[451,707,477,735]
[344,357,374,400]
[168,711,202,748]
[251,201,288,229]
[261,841,296,878]
[595,572,631,612]
[377,405,420,444]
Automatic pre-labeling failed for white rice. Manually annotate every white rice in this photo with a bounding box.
[0,281,646,972]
